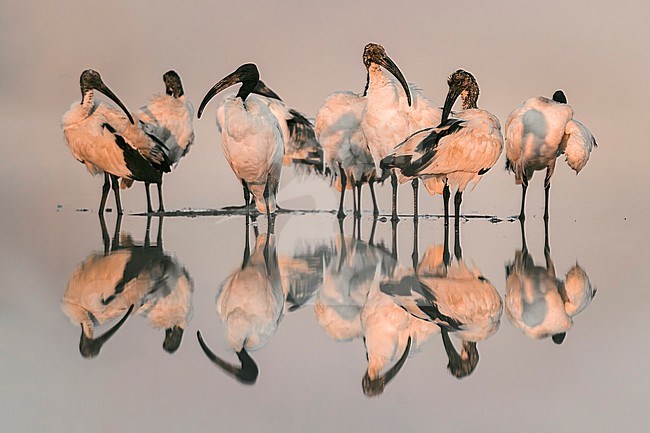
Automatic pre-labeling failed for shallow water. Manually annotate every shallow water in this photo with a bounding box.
[3,193,648,432]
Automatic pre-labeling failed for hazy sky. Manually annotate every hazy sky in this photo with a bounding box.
[1,0,649,215]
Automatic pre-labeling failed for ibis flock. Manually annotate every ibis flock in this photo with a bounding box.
[62,43,597,222]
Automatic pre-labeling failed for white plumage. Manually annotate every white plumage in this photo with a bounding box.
[315,90,379,218]
[198,64,284,215]
[382,70,503,223]
[250,80,323,175]
[360,43,441,220]
[505,90,597,220]
[197,227,283,384]
[136,70,194,212]
[505,222,595,343]
[62,69,170,214]
[381,236,502,378]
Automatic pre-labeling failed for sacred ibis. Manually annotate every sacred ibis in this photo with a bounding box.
[505,220,595,343]
[62,69,171,215]
[382,69,503,225]
[505,90,597,220]
[316,90,381,219]
[196,221,283,384]
[197,63,284,217]
[360,43,441,221]
[137,70,195,213]
[381,226,502,378]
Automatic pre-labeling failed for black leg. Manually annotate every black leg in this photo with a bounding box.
[242,215,251,269]
[391,219,398,261]
[263,179,271,223]
[519,181,527,221]
[355,183,362,219]
[412,217,419,270]
[156,179,164,213]
[412,178,419,220]
[443,219,450,267]
[110,175,123,215]
[443,184,451,225]
[391,171,399,223]
[337,165,347,220]
[369,179,379,218]
[99,172,110,214]
[157,216,163,247]
[352,179,357,218]
[242,181,251,217]
[454,190,462,229]
[454,216,462,260]
[99,213,110,255]
[543,182,551,222]
[369,217,377,246]
[111,214,123,251]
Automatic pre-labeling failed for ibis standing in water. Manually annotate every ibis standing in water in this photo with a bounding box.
[198,64,284,218]
[360,43,441,221]
[316,90,381,219]
[137,70,194,213]
[62,69,171,214]
[381,69,503,226]
[504,90,597,220]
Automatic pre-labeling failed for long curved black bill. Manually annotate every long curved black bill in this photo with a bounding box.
[196,330,258,384]
[362,336,412,397]
[79,304,134,359]
[441,328,478,378]
[377,55,412,107]
[197,64,259,119]
[441,87,461,123]
[97,82,135,124]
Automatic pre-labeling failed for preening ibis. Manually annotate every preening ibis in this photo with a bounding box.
[137,70,195,213]
[315,91,381,219]
[360,43,441,221]
[62,69,171,215]
[382,69,503,225]
[505,90,597,220]
[197,63,284,217]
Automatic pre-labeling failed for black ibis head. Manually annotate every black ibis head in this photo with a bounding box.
[80,69,134,124]
[552,90,567,103]
[163,70,184,98]
[442,69,479,121]
[197,63,260,119]
[362,43,412,107]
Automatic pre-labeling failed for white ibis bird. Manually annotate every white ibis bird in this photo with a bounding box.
[250,80,324,176]
[381,227,503,379]
[382,69,503,225]
[62,69,171,215]
[360,43,441,221]
[137,70,195,213]
[315,223,388,341]
[196,223,283,384]
[505,90,597,220]
[316,90,381,219]
[505,220,595,343]
[197,63,284,217]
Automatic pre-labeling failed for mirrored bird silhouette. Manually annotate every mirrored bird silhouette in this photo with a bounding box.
[505,220,595,343]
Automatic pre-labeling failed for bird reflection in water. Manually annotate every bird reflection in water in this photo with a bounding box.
[505,220,595,343]
[313,218,437,397]
[61,214,194,358]
[381,222,502,379]
[197,216,283,385]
